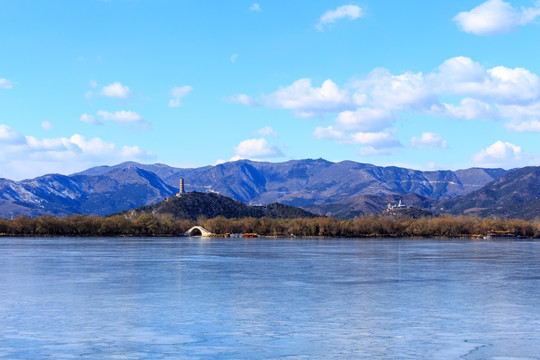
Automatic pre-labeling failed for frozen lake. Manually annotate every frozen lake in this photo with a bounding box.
[1,237,539,359]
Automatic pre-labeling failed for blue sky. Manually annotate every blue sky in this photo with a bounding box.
[1,0,540,179]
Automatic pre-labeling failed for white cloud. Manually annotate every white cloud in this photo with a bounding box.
[313,125,347,143]
[0,124,25,144]
[313,125,401,150]
[488,65,540,103]
[314,120,403,157]
[81,110,149,129]
[230,53,239,63]
[233,138,283,159]
[0,78,14,89]
[435,98,500,120]
[41,121,53,131]
[25,136,76,152]
[0,125,155,180]
[100,82,132,98]
[500,102,540,132]
[68,134,114,156]
[471,140,525,167]
[168,85,193,107]
[249,3,261,12]
[226,94,262,107]
[264,78,354,117]
[436,56,486,86]
[236,70,435,119]
[351,69,438,110]
[410,132,448,149]
[316,4,363,31]
[335,108,393,131]
[435,57,540,103]
[505,119,540,132]
[80,113,101,125]
[454,0,540,36]
[253,126,278,137]
[349,130,401,148]
[97,110,139,123]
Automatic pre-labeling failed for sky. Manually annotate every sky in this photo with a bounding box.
[1,0,540,180]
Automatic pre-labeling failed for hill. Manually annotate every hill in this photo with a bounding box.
[440,166,540,220]
[122,192,317,221]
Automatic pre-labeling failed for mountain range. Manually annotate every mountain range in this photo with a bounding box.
[78,159,508,205]
[0,159,538,220]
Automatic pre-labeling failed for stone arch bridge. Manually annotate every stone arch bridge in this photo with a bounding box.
[183,226,214,237]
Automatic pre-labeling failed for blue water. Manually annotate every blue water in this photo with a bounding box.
[0,237,539,359]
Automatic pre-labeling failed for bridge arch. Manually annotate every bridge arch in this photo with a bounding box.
[184,226,214,237]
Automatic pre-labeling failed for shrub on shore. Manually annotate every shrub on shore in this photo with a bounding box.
[0,214,538,238]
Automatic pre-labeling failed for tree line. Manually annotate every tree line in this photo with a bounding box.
[0,214,538,238]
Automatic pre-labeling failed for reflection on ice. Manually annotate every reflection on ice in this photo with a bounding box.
[0,237,539,359]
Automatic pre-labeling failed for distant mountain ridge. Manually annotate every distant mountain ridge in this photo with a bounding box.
[0,167,176,218]
[78,159,507,205]
[307,166,540,221]
[439,166,540,220]
[0,158,514,219]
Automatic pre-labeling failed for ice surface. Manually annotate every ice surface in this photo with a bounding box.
[0,237,539,359]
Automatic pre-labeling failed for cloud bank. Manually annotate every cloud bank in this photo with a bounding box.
[231,56,540,162]
[0,124,155,180]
